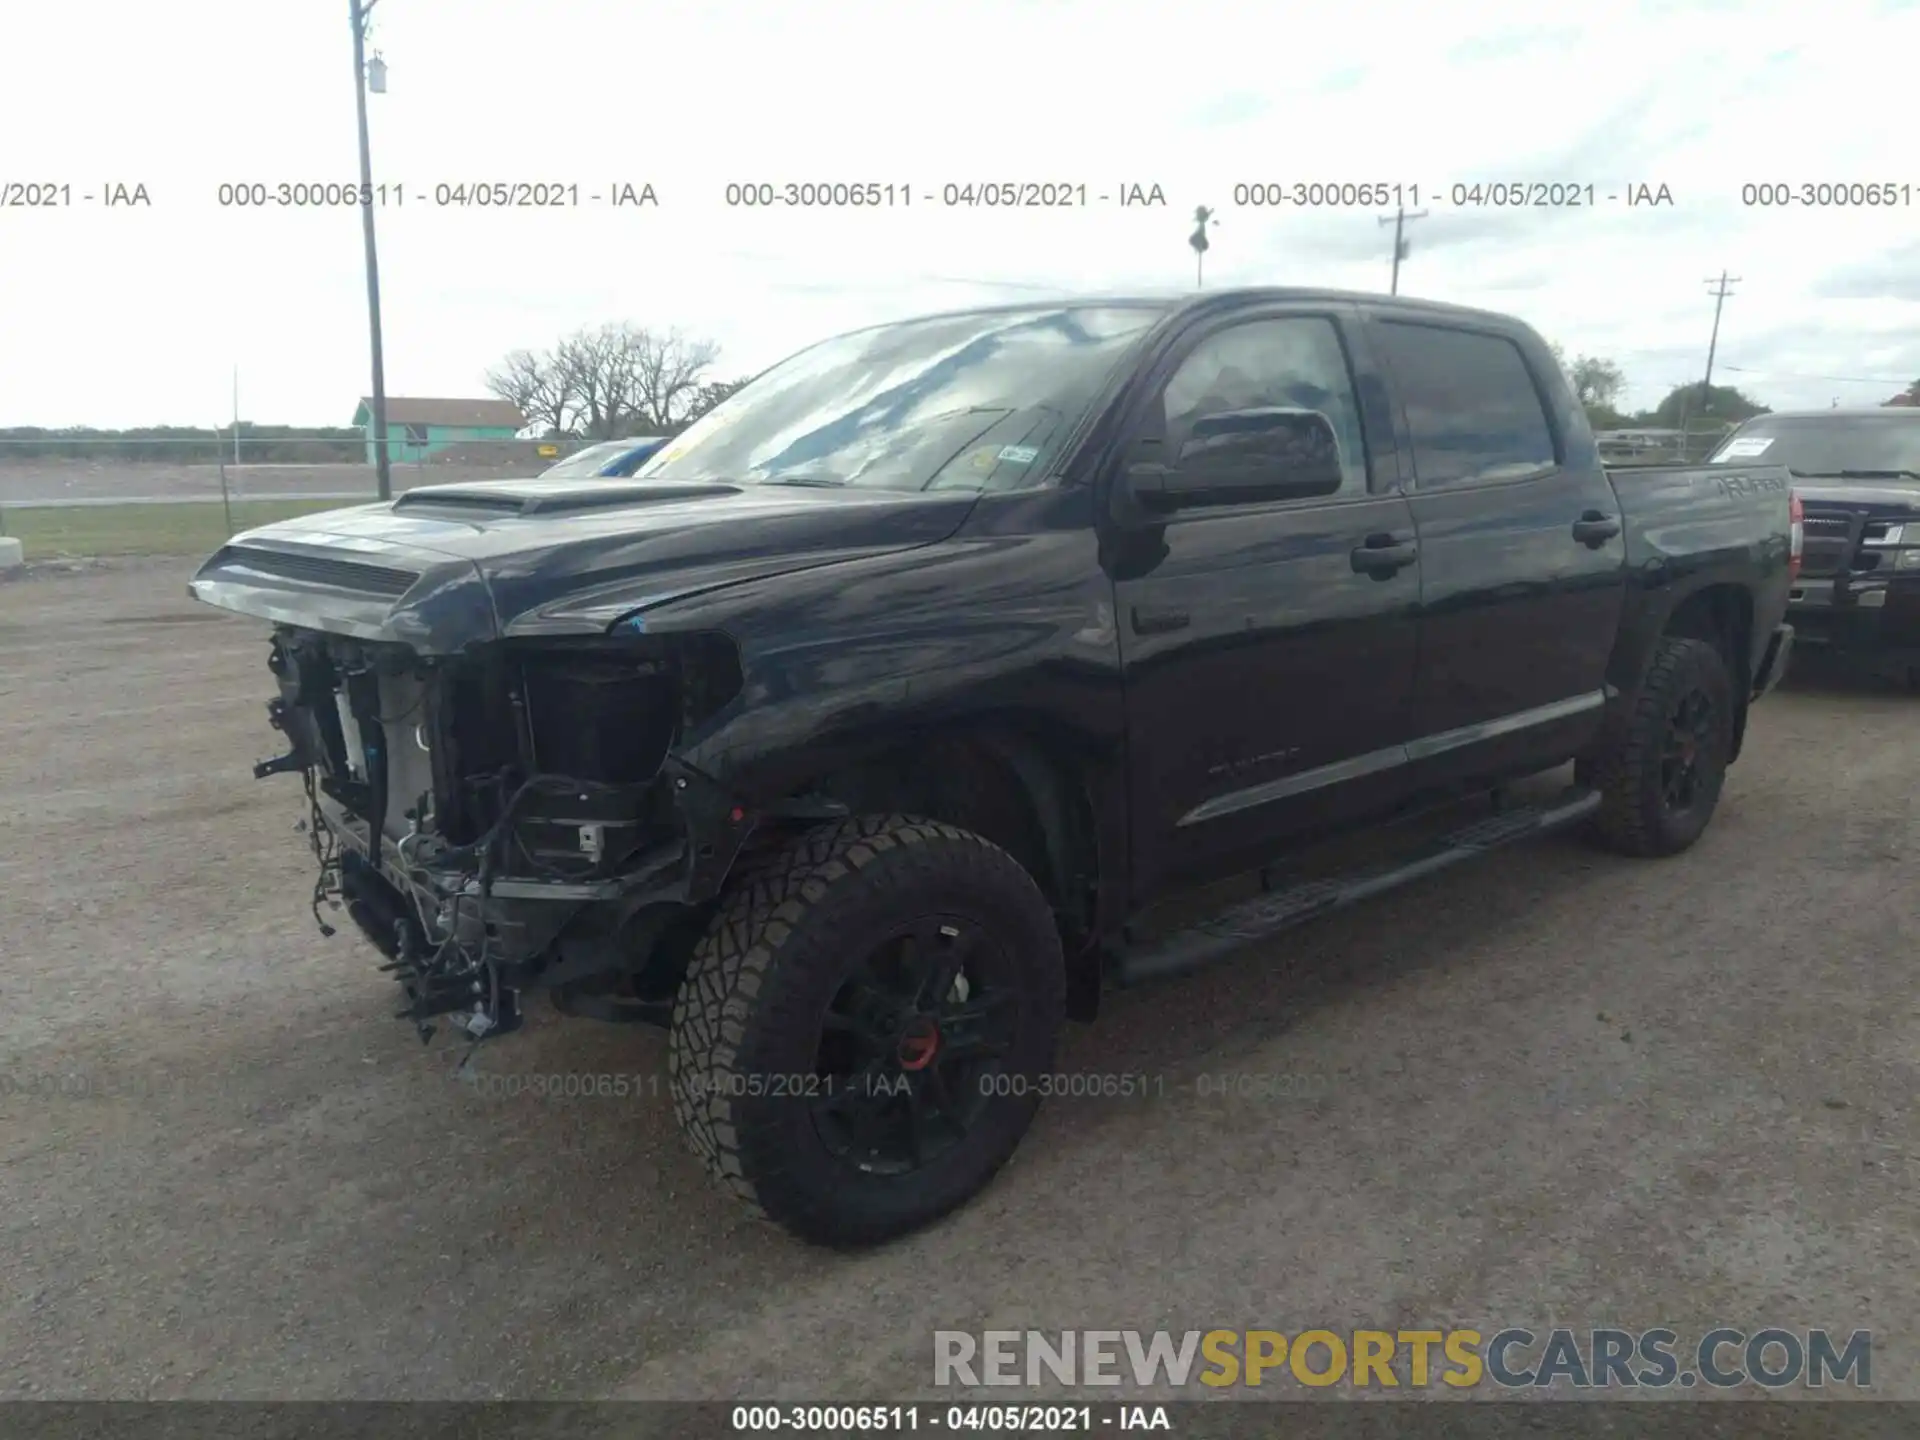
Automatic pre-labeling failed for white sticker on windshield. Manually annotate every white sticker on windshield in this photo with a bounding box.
[1713,437,1773,461]
[997,445,1040,464]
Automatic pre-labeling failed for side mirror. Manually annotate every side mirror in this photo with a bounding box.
[1116,408,1344,520]
[1169,407,1345,503]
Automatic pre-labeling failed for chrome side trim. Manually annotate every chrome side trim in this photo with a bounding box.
[1177,743,1408,827]
[1403,690,1606,763]
[1176,690,1607,828]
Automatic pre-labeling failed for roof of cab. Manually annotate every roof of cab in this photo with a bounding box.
[821,288,1535,348]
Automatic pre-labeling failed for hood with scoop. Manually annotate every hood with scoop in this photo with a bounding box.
[188,476,978,654]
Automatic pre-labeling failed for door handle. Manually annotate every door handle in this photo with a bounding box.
[1131,606,1190,635]
[1572,511,1621,547]
[1350,533,1418,578]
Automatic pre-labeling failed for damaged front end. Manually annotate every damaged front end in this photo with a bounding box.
[255,625,763,1047]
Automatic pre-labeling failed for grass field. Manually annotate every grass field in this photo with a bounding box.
[0,498,358,559]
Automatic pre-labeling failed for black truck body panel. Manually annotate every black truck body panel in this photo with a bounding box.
[187,288,1795,1029]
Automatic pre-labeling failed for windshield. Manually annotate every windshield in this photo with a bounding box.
[539,441,633,479]
[635,304,1167,493]
[1710,414,1920,478]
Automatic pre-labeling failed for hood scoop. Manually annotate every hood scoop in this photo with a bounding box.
[392,478,742,519]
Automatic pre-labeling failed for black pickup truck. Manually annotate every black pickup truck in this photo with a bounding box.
[189,290,1798,1246]
[1708,407,1920,683]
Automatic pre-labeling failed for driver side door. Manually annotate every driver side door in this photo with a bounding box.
[1109,308,1422,901]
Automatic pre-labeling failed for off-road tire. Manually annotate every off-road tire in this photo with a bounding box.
[1586,635,1736,858]
[668,814,1065,1247]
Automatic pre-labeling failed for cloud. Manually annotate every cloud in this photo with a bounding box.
[1182,92,1271,127]
[0,0,1915,423]
[1811,243,1920,302]
[1446,26,1584,63]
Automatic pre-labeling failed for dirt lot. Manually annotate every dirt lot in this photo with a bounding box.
[2,560,1916,1404]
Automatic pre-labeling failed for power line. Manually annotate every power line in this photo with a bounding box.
[1722,364,1911,386]
[1377,206,1428,295]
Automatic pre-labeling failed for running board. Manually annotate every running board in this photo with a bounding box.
[1108,786,1602,988]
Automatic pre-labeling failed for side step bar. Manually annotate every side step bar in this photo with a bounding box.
[1107,786,1602,988]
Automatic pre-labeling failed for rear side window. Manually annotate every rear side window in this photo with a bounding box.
[1376,322,1556,490]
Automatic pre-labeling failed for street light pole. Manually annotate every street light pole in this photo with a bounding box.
[1189,206,1215,290]
[350,0,393,501]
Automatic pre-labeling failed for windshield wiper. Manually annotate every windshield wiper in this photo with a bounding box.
[760,474,849,488]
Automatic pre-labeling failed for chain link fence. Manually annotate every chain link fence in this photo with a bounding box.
[0,434,586,561]
[1595,418,1738,468]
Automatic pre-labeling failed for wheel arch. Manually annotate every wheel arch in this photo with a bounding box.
[747,718,1115,1018]
[1659,583,1755,762]
[1604,578,1756,764]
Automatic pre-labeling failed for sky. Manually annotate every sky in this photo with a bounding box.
[4,0,1918,428]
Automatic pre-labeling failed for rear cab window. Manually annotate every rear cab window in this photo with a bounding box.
[1374,322,1558,490]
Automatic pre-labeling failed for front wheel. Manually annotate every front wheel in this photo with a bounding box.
[668,814,1065,1247]
[1586,635,1736,857]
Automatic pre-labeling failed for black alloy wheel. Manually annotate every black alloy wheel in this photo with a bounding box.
[1659,686,1718,814]
[1589,634,1735,858]
[669,815,1065,1247]
[810,915,1020,1176]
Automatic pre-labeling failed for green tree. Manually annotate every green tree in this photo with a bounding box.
[1884,379,1920,407]
[1649,383,1768,428]
[1548,342,1630,428]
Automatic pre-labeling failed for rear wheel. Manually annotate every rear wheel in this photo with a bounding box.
[1587,635,1736,857]
[668,814,1065,1247]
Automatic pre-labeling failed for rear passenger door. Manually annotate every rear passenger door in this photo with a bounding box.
[1366,316,1627,788]
[1111,307,1422,899]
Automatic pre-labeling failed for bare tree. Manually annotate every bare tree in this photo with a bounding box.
[555,324,647,440]
[680,377,750,429]
[631,328,721,431]
[485,349,573,436]
[494,324,724,441]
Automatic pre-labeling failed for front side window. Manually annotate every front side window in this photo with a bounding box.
[1160,316,1369,496]
[1375,322,1557,490]
[637,304,1167,493]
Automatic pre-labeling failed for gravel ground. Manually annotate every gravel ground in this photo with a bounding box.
[1,561,1915,1404]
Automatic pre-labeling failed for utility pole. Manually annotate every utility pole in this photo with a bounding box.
[350,0,393,500]
[1690,270,1739,459]
[1377,205,1428,295]
[232,365,240,464]
[1189,206,1216,289]
[1701,270,1740,402]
